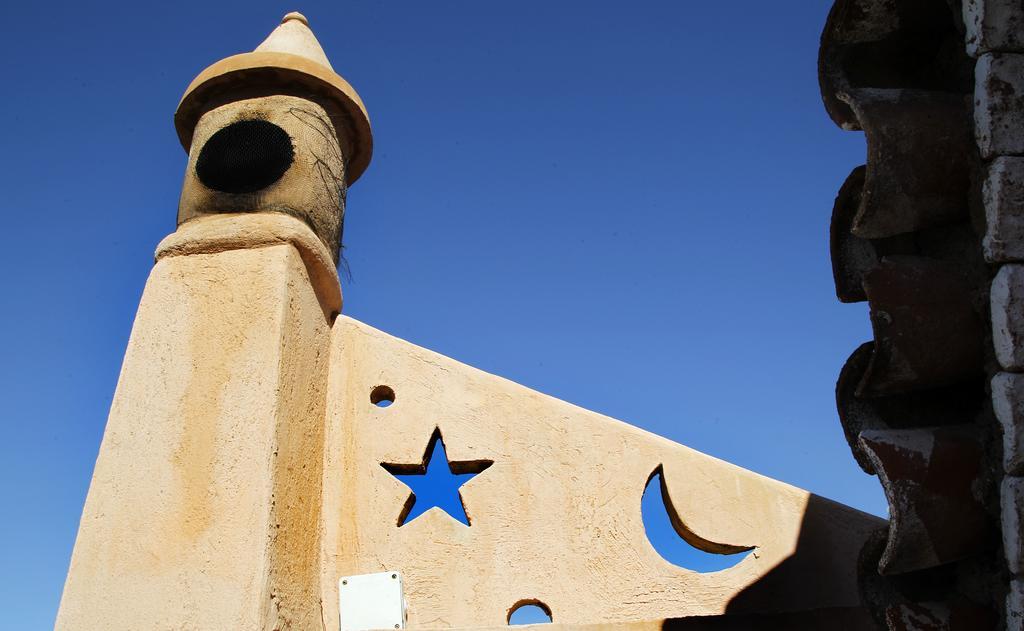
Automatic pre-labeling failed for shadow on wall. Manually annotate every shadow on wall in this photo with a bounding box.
[659,607,875,630]
[660,494,884,630]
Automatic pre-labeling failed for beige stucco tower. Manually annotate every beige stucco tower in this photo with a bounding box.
[57,13,884,630]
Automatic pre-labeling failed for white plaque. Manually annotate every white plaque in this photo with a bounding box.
[339,571,406,630]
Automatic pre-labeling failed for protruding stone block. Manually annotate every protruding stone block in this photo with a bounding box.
[1010,578,1024,631]
[965,0,1024,57]
[976,53,1024,159]
[994,373,1024,474]
[838,343,986,475]
[841,89,972,238]
[859,427,989,575]
[830,166,874,303]
[984,157,1024,262]
[860,256,983,396]
[992,265,1024,370]
[819,0,973,131]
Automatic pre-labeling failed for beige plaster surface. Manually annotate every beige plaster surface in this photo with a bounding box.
[256,12,334,69]
[157,212,341,318]
[56,215,333,630]
[321,317,884,628]
[56,213,882,629]
[57,13,883,628]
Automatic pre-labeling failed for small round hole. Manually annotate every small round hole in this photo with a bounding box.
[371,385,395,408]
[508,600,552,625]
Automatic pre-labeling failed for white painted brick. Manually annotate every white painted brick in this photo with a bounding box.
[976,53,1024,159]
[992,265,1024,370]
[994,373,1024,474]
[1004,477,1024,575]
[985,158,1024,262]
[965,0,1024,57]
[1010,578,1024,631]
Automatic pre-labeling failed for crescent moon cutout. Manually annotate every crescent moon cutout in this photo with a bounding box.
[641,464,755,572]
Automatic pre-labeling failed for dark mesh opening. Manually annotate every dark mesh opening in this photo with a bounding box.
[196,119,294,194]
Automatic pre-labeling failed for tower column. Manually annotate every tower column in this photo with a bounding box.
[57,214,337,629]
[56,12,371,630]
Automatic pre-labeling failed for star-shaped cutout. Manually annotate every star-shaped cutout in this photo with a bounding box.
[381,428,492,526]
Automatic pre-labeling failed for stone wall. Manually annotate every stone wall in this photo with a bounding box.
[969,1,1024,628]
[822,0,1024,627]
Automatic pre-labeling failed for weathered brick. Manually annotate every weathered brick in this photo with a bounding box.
[992,265,1024,370]
[976,53,1024,159]
[1004,477,1024,575]
[965,0,1024,57]
[1010,577,1024,631]
[985,158,1024,262]
[994,373,1024,474]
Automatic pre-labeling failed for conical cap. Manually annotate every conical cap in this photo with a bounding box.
[255,12,334,70]
[175,12,372,184]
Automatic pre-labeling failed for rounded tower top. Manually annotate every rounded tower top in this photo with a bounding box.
[174,12,372,185]
[281,11,309,25]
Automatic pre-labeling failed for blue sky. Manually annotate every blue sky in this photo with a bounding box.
[0,1,881,627]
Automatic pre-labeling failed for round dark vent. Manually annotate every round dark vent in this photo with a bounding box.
[196,119,294,194]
